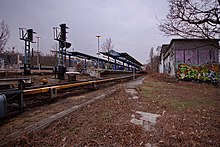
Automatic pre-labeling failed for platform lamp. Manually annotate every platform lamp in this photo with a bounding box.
[96,35,101,69]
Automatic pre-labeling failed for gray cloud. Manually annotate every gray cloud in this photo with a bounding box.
[0,0,171,64]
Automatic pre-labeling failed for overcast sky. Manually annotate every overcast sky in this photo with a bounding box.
[0,0,171,64]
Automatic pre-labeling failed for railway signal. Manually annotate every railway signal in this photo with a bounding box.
[53,23,72,80]
[27,29,34,42]
[19,28,36,75]
[60,23,67,41]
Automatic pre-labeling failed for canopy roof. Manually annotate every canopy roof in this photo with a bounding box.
[67,51,120,66]
[100,50,143,67]
[65,50,142,68]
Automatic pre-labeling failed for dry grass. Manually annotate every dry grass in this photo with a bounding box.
[2,73,220,146]
[139,73,220,146]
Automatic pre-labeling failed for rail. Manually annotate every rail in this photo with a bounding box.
[23,75,137,95]
[1,74,142,119]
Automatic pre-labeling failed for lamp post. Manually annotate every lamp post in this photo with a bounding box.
[96,35,101,69]
[36,36,40,70]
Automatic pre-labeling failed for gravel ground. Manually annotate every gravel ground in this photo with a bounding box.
[1,74,220,146]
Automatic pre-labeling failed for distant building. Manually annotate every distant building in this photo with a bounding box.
[159,39,219,81]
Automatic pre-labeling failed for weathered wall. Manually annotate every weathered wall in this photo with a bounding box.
[163,43,176,76]
[174,40,219,81]
[163,55,175,76]
[161,39,219,79]
[174,40,219,65]
[175,49,219,65]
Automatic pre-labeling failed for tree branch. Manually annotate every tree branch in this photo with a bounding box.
[159,0,219,39]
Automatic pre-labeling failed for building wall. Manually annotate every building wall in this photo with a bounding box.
[176,49,219,64]
[173,40,219,81]
[163,45,175,76]
[159,54,164,73]
[174,40,219,65]
[161,40,219,81]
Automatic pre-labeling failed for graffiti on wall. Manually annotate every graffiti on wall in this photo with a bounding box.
[176,63,219,83]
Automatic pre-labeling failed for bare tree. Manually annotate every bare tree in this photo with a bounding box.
[149,47,154,66]
[0,21,10,52]
[50,42,58,65]
[159,0,220,39]
[146,47,160,73]
[50,43,58,55]
[101,37,114,68]
[101,37,114,52]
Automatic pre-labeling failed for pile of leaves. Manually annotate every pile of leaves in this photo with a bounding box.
[148,73,178,83]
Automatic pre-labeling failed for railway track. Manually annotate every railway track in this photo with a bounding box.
[2,74,141,118]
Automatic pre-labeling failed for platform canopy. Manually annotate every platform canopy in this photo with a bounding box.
[63,50,142,70]
[100,50,143,67]
[67,51,121,66]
